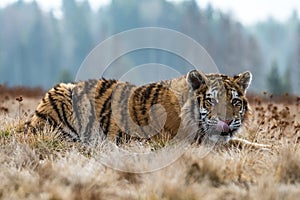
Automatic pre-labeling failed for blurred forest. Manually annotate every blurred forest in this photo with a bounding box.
[0,0,299,94]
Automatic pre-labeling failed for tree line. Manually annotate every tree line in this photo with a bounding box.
[0,0,299,95]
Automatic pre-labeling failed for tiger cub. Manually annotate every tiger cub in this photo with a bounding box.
[27,70,260,147]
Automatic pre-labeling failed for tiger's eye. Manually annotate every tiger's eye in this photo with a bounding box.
[232,98,242,106]
[206,98,217,106]
[211,98,217,105]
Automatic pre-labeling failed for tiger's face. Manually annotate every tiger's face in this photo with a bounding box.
[186,70,252,143]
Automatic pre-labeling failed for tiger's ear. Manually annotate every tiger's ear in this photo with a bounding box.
[234,71,252,92]
[186,70,208,90]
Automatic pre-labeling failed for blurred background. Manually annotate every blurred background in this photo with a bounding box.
[0,0,299,95]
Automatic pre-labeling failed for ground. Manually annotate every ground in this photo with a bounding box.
[0,87,300,200]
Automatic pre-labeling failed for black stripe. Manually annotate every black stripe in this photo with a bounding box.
[224,81,231,91]
[196,96,201,105]
[131,87,144,127]
[141,83,156,115]
[60,130,80,142]
[142,83,164,139]
[97,79,117,98]
[51,88,79,139]
[99,94,112,120]
[35,110,58,127]
[132,86,152,139]
[125,132,131,142]
[35,110,47,121]
[95,79,116,136]
[48,92,64,126]
[130,87,143,137]
[102,106,112,137]
[105,110,112,134]
[150,84,163,106]
[99,94,112,135]
[61,103,79,139]
[34,110,72,141]
[148,84,163,134]
[53,84,60,91]
[116,131,123,145]
[141,83,158,138]
[53,88,70,98]
[35,107,79,142]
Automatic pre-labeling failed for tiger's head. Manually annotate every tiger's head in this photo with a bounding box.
[186,70,252,143]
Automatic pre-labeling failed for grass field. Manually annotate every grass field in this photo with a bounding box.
[0,88,300,200]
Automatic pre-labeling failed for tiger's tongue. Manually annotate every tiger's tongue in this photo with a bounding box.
[216,121,230,133]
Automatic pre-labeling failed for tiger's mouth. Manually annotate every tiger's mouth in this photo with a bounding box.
[205,120,238,143]
[220,131,233,137]
[216,120,233,136]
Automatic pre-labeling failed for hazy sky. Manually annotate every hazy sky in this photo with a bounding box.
[0,0,299,25]
[198,0,300,25]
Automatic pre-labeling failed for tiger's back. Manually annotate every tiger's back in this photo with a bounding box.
[29,78,183,144]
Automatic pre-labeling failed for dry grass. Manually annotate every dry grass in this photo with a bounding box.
[0,93,300,200]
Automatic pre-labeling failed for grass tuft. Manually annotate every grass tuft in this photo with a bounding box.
[275,145,300,184]
[0,95,300,199]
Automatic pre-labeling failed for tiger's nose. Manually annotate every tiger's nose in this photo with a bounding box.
[225,120,232,125]
[216,120,231,133]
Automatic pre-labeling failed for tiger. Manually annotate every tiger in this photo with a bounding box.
[26,70,263,148]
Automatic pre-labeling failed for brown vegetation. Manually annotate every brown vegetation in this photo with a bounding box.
[0,84,44,98]
[0,88,299,199]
